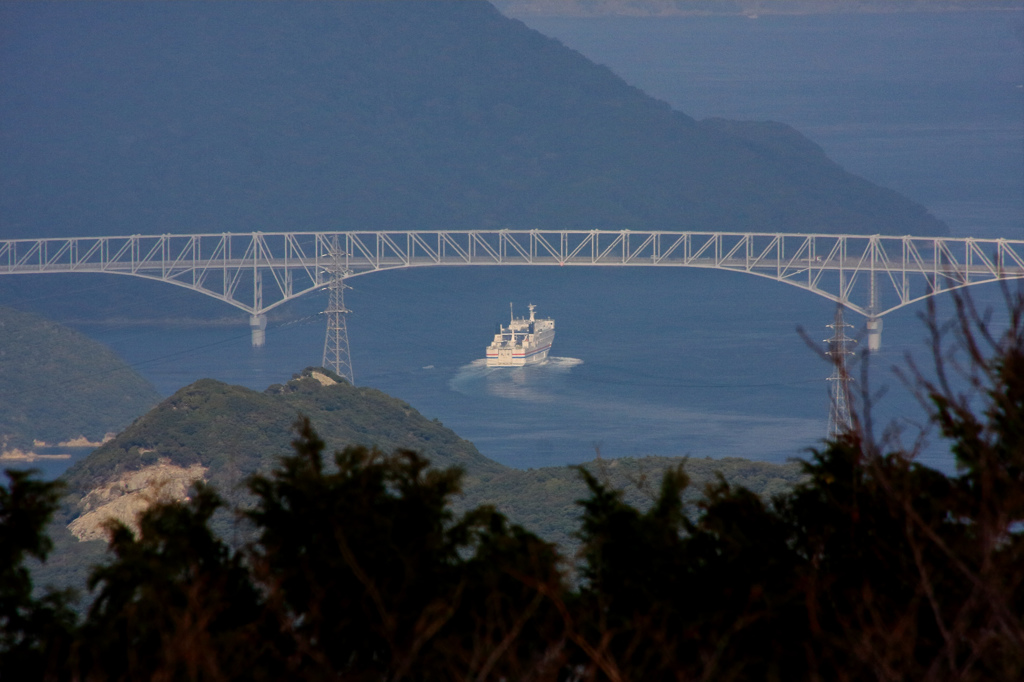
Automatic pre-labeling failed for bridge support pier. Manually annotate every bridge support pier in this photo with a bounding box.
[867,316,882,352]
[250,314,267,348]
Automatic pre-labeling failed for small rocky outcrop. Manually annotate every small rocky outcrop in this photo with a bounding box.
[67,461,207,542]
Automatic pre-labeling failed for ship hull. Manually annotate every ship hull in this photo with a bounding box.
[485,343,552,367]
[484,305,555,366]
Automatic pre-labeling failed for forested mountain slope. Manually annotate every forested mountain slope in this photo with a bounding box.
[37,369,801,598]
[58,369,505,520]
[54,369,803,548]
[460,454,802,549]
[0,307,161,452]
[1,1,944,240]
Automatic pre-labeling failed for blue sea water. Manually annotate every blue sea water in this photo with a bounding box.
[66,264,989,477]
[7,9,1023,478]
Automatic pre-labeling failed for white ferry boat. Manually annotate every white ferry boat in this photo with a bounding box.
[485,304,555,366]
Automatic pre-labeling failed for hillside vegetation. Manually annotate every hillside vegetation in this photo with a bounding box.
[40,369,803,597]
[57,369,802,540]
[58,369,505,521]
[461,455,802,549]
[0,307,161,451]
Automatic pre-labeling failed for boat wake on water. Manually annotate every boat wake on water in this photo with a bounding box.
[542,356,583,371]
[449,356,583,402]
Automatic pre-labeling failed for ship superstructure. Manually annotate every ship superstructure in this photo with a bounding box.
[485,304,555,366]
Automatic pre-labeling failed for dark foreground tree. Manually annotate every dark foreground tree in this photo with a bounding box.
[246,417,566,680]
[566,291,1024,681]
[0,470,75,681]
[73,484,282,681]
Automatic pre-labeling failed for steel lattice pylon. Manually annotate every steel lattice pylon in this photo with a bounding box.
[825,307,856,439]
[322,247,354,384]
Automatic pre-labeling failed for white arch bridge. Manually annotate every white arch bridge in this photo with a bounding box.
[1,230,1022,380]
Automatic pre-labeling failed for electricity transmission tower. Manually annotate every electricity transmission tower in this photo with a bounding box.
[825,307,855,439]
[322,243,354,384]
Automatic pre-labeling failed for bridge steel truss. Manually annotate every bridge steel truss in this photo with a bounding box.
[1,230,1022,350]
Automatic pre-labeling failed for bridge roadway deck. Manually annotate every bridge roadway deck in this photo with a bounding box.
[7,255,1019,276]
[1,231,1022,321]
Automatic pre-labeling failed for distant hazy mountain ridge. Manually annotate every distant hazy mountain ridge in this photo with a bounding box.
[1,1,945,239]
[0,307,161,452]
[493,0,1015,17]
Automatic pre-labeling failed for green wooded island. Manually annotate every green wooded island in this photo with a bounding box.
[0,307,161,453]
[47,368,804,578]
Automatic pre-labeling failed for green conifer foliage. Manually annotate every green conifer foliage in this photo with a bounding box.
[245,416,565,680]
[74,484,281,681]
[0,470,75,681]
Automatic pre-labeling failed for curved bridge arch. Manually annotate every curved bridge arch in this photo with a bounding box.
[2,230,1022,348]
